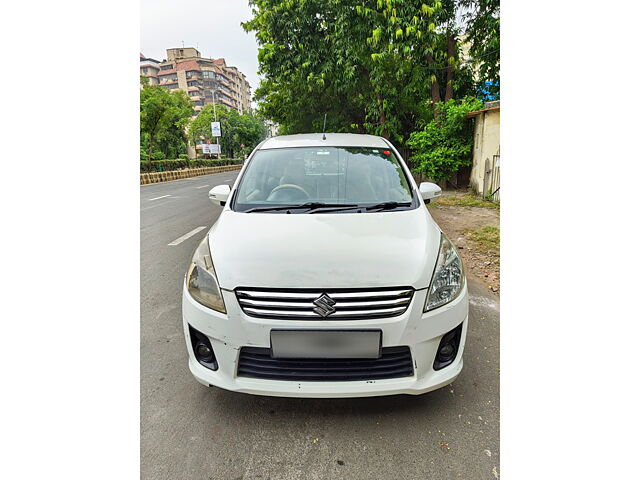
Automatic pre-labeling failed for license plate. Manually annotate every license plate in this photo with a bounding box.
[270,330,382,359]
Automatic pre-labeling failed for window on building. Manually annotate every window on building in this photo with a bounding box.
[160,64,173,70]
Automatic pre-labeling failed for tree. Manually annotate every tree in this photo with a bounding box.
[406,97,482,181]
[140,86,193,162]
[460,0,499,97]
[244,1,372,135]
[188,105,267,159]
[244,0,498,179]
[358,0,447,122]
[244,1,478,144]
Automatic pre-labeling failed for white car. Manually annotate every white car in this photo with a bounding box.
[182,133,468,398]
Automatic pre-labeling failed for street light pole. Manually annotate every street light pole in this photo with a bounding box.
[211,87,221,160]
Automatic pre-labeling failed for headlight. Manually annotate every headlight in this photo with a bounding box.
[186,236,226,313]
[424,233,465,312]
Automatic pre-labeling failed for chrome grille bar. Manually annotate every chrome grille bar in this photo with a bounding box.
[236,289,412,300]
[238,297,411,308]
[235,287,414,320]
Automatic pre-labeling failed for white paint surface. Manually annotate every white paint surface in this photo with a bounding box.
[168,226,207,246]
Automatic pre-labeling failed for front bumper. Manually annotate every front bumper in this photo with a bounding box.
[181,284,468,398]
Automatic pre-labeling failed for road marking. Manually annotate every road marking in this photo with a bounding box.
[195,184,210,189]
[168,226,207,246]
[149,195,171,201]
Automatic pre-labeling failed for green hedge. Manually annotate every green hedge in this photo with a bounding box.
[140,158,243,173]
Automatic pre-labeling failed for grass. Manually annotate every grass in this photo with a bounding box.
[433,193,500,210]
[464,225,500,252]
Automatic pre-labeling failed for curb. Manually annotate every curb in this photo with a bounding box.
[140,164,242,185]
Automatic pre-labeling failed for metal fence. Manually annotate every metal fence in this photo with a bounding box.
[482,148,500,203]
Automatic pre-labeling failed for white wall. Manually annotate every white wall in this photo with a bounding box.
[469,109,500,196]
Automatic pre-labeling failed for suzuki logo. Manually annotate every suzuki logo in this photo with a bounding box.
[312,293,337,317]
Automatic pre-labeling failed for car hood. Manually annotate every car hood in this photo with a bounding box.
[208,207,441,290]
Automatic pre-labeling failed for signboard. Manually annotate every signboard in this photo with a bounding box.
[211,121,222,137]
[202,144,221,155]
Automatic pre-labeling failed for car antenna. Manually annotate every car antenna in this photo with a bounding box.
[322,113,327,140]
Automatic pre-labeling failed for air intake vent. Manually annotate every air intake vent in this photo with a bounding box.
[235,287,414,320]
[237,346,414,381]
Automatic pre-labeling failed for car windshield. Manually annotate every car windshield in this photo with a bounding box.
[233,146,415,213]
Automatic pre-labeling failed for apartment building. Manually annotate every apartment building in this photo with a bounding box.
[140,53,160,85]
[157,47,252,115]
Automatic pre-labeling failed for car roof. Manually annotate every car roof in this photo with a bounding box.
[259,133,390,150]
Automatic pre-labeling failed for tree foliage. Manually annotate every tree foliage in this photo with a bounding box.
[188,104,267,159]
[244,0,499,179]
[407,97,482,181]
[244,1,496,135]
[140,85,193,162]
[461,0,500,97]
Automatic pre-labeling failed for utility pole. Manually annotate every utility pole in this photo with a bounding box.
[211,87,221,159]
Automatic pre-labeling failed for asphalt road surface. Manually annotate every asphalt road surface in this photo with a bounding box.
[141,171,500,480]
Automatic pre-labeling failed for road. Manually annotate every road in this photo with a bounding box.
[141,171,500,480]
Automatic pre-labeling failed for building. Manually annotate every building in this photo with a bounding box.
[140,53,160,85]
[157,47,252,115]
[218,62,252,115]
[467,100,500,201]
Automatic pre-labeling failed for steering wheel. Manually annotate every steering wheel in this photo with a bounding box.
[267,184,310,201]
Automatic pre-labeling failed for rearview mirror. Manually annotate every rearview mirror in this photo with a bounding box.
[419,182,442,203]
[209,184,231,206]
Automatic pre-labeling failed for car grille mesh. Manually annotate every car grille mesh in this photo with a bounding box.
[235,287,414,320]
[237,346,414,381]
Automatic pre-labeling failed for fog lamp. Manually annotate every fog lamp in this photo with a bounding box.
[433,323,463,371]
[438,343,455,358]
[196,343,213,359]
[188,325,218,371]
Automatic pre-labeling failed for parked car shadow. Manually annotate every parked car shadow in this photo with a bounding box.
[204,375,460,422]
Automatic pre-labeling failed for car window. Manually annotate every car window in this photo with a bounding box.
[234,147,414,211]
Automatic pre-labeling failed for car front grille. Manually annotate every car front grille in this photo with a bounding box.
[235,287,414,320]
[237,346,414,381]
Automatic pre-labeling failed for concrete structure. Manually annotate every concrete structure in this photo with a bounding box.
[457,34,478,82]
[157,47,252,115]
[166,47,201,62]
[468,101,500,199]
[140,53,160,85]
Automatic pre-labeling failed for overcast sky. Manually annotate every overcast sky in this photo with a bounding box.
[141,0,261,93]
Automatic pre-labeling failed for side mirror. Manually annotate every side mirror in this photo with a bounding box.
[209,184,231,206]
[419,182,442,203]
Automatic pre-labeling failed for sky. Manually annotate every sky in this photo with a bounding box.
[141,0,261,94]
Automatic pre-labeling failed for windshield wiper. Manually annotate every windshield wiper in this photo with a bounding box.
[364,201,413,211]
[244,202,342,213]
[306,204,359,213]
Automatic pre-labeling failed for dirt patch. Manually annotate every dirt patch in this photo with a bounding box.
[428,192,500,295]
